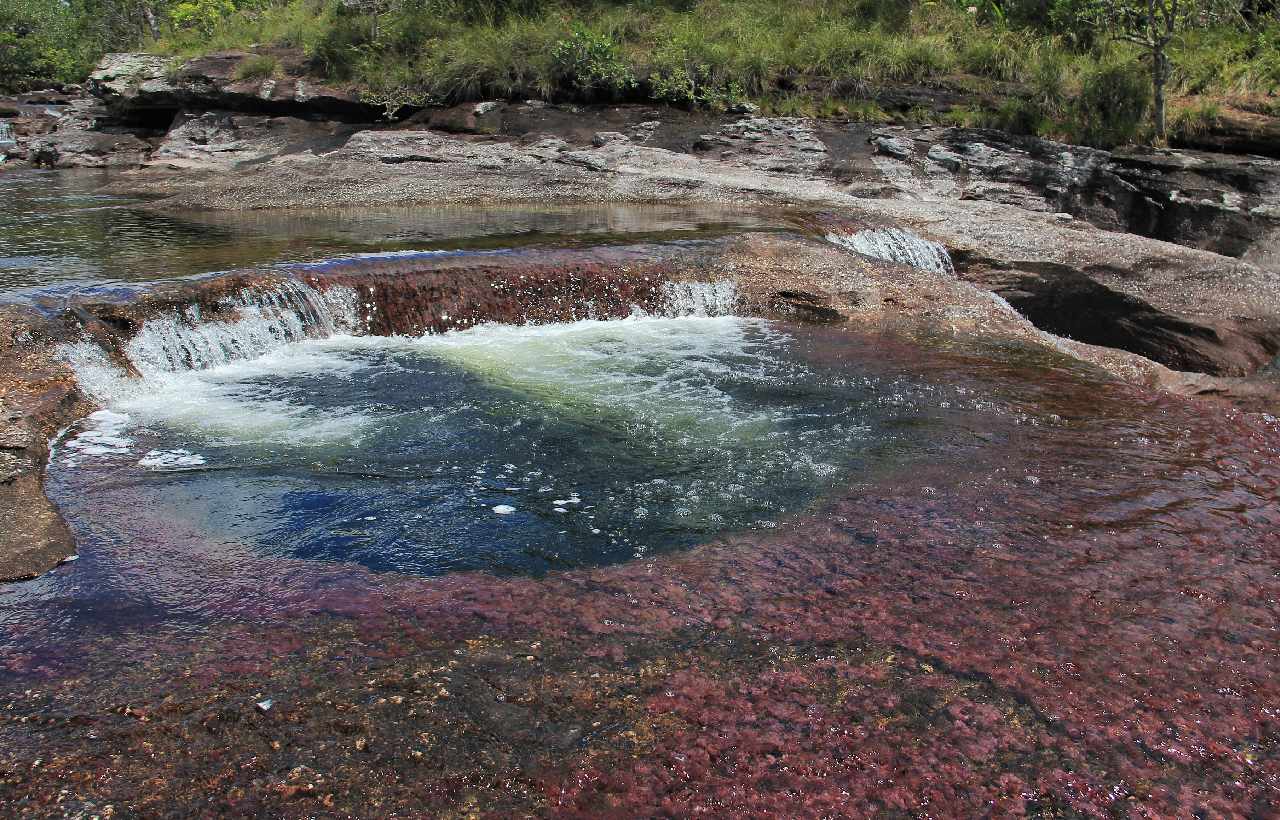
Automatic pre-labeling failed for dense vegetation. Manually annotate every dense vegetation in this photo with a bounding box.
[4,0,1280,147]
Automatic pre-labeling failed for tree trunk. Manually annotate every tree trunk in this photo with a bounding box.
[142,6,161,40]
[1152,47,1168,143]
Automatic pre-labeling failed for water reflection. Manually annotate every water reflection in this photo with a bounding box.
[0,169,779,301]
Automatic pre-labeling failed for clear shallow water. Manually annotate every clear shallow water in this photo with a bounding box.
[0,169,777,302]
[49,317,944,576]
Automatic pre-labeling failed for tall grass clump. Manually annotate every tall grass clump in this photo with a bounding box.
[1071,58,1150,147]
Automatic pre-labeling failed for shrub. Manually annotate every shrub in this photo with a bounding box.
[645,40,746,111]
[1072,59,1150,147]
[550,25,636,99]
[171,0,237,37]
[233,52,277,80]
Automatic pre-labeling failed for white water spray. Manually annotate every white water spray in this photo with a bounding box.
[0,121,14,163]
[124,281,360,376]
[660,281,738,317]
[827,227,955,277]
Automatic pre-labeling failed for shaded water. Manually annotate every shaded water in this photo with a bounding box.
[0,169,777,302]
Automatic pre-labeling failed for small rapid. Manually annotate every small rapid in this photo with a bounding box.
[0,122,15,160]
[826,227,955,276]
[125,281,363,374]
[63,276,739,390]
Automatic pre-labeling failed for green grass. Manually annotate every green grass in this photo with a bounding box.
[232,53,278,81]
[1170,99,1224,140]
[118,0,1280,147]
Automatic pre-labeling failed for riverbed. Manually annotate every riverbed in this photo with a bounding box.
[1,170,1278,817]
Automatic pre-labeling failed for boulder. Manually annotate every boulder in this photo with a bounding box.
[23,98,152,168]
[426,101,506,135]
[87,51,383,123]
[863,125,1280,264]
[873,135,915,160]
[149,110,358,170]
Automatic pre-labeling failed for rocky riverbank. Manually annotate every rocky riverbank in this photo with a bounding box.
[7,53,1280,385]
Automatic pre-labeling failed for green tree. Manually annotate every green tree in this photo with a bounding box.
[0,0,170,91]
[1076,0,1237,140]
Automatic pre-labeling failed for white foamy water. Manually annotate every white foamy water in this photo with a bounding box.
[58,312,849,471]
[827,227,955,276]
[138,449,208,470]
[393,315,809,449]
[61,335,380,447]
[123,280,361,375]
[661,281,738,317]
[62,410,133,466]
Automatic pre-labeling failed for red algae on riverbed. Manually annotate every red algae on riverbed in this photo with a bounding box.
[2,331,1279,817]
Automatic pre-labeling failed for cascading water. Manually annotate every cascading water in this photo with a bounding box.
[0,122,15,161]
[827,227,955,276]
[124,280,362,375]
[67,274,739,390]
[660,280,738,317]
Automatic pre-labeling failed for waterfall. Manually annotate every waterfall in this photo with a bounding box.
[827,227,955,277]
[63,273,745,400]
[0,122,15,160]
[124,280,361,375]
[661,281,739,317]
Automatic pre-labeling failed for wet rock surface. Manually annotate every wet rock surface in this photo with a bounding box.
[0,308,91,580]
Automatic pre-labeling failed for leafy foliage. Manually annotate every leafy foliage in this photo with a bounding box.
[550,25,636,99]
[170,0,236,36]
[6,0,1280,149]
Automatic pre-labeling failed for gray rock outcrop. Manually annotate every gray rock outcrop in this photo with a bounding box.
[88,50,382,122]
